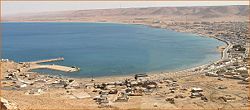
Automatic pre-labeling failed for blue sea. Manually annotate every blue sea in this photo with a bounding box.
[2,22,225,77]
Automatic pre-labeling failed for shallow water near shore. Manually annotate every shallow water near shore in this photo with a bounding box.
[2,22,224,77]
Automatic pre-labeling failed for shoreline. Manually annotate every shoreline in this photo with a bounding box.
[2,20,248,110]
[4,21,230,80]
[69,21,230,79]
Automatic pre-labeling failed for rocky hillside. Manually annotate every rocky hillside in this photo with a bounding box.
[4,5,249,21]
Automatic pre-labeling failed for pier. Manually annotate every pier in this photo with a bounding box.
[29,64,80,72]
[21,57,80,73]
[24,57,64,64]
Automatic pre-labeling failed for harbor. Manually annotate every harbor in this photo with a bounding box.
[22,57,64,64]
[28,64,80,72]
[1,20,249,109]
[20,57,80,73]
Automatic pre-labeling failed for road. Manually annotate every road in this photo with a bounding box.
[221,41,232,60]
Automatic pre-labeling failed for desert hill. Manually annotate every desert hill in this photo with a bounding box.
[4,5,249,22]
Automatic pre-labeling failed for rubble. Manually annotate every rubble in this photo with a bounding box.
[95,94,109,105]
[25,88,44,95]
[72,92,91,99]
[15,83,27,88]
[174,94,185,98]
[165,98,175,104]
[191,87,203,93]
[190,92,203,98]
[218,95,236,102]
[190,87,204,98]
[218,86,227,89]
[115,92,129,102]
[201,96,208,102]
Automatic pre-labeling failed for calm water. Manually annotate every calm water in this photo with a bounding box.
[2,22,224,77]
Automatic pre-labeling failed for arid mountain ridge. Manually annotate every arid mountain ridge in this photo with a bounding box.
[4,5,249,22]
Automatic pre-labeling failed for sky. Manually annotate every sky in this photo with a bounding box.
[2,1,249,17]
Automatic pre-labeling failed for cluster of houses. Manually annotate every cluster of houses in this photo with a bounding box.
[1,63,83,96]
[86,73,212,107]
[202,22,248,83]
[162,21,249,83]
[91,74,157,106]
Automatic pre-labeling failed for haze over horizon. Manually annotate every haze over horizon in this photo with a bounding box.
[2,1,249,17]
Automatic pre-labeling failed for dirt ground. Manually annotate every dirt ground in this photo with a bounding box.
[1,61,249,110]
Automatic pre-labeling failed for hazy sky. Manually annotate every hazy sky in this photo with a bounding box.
[2,1,249,17]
